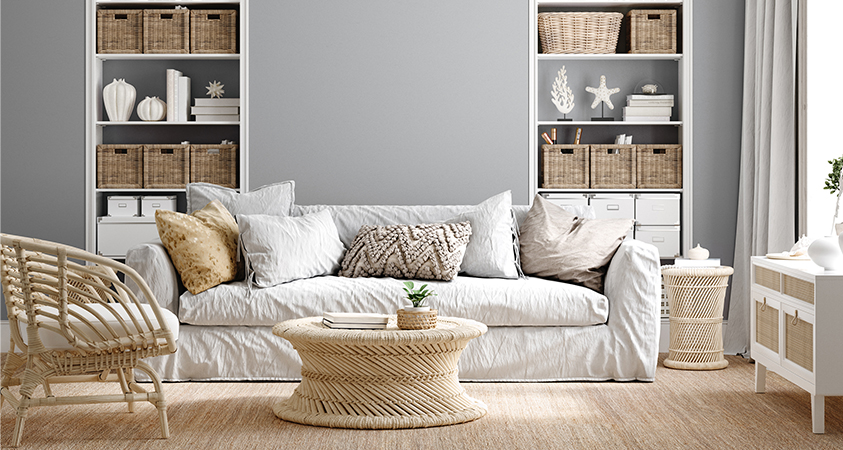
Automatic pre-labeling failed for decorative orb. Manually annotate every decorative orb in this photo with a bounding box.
[808,236,843,272]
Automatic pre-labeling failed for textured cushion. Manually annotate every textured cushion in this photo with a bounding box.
[519,194,633,293]
[155,200,241,295]
[238,210,346,287]
[187,181,295,216]
[340,222,472,281]
[446,191,519,279]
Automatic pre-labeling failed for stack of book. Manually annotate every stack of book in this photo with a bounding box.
[191,98,240,122]
[166,69,191,122]
[322,312,389,330]
[623,94,674,122]
[673,257,721,267]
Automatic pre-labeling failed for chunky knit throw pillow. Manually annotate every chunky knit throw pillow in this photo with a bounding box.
[339,222,472,281]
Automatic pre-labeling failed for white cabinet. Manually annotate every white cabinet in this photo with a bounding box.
[85,0,249,258]
[97,217,159,258]
[751,257,843,434]
[542,193,589,207]
[635,193,680,225]
[635,225,680,258]
[590,194,635,220]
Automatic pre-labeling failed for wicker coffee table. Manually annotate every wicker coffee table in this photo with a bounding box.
[272,316,487,429]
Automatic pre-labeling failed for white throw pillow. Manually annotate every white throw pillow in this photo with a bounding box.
[447,190,519,279]
[238,210,346,287]
[187,181,295,216]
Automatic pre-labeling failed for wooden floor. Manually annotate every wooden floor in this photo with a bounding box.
[2,354,841,449]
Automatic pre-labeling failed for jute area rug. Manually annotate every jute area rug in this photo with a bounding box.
[1,354,841,449]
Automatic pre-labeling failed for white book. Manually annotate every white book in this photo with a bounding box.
[191,106,239,115]
[623,106,672,116]
[194,114,240,122]
[322,320,388,330]
[178,76,191,122]
[615,134,626,145]
[194,97,240,107]
[624,135,633,144]
[623,115,671,122]
[166,69,182,122]
[628,94,674,100]
[627,99,674,107]
[323,312,389,324]
[673,258,721,267]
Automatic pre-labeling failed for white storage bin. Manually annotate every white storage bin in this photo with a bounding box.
[590,194,635,221]
[97,216,159,258]
[542,193,589,207]
[107,196,139,217]
[141,195,178,217]
[635,194,680,225]
[635,225,680,258]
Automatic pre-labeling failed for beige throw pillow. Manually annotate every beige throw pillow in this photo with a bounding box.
[155,200,241,295]
[340,222,472,281]
[519,194,633,293]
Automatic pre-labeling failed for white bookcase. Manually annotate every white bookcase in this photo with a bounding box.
[85,0,249,257]
[529,0,692,259]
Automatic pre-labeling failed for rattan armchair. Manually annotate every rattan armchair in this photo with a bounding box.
[0,234,178,447]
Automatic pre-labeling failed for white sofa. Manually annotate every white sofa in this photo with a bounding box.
[126,203,661,382]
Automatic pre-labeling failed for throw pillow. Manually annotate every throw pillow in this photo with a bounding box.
[238,210,346,288]
[187,180,295,216]
[339,222,472,281]
[446,191,519,279]
[519,194,633,293]
[155,200,241,295]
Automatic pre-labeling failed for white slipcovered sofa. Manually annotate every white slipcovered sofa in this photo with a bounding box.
[126,202,661,382]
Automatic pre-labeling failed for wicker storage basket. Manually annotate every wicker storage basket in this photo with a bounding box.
[143,144,189,188]
[590,144,636,189]
[96,145,143,188]
[541,144,589,188]
[637,144,682,188]
[143,9,189,54]
[190,10,237,54]
[190,144,238,188]
[97,10,143,54]
[538,12,623,54]
[661,265,733,370]
[397,309,438,330]
[628,10,677,54]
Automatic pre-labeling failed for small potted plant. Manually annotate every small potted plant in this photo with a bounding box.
[397,281,438,330]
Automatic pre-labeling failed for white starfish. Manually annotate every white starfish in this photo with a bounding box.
[206,80,225,98]
[585,75,620,110]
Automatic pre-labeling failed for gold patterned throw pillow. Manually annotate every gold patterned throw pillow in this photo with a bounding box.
[340,222,472,281]
[155,200,241,295]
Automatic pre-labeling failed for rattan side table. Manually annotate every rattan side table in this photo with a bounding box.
[661,265,734,370]
[272,316,488,429]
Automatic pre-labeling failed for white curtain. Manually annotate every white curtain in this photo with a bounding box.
[725,0,796,356]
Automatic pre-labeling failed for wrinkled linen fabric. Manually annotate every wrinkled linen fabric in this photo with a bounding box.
[178,274,609,327]
[187,180,295,216]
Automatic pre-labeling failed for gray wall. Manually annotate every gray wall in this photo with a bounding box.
[0,0,745,321]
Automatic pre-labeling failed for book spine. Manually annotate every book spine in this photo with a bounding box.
[166,69,176,122]
[178,76,191,122]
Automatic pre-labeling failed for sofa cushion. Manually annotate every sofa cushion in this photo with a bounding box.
[446,191,519,279]
[187,180,295,216]
[238,210,346,287]
[178,275,609,327]
[339,221,472,281]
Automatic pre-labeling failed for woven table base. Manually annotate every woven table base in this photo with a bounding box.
[272,316,488,429]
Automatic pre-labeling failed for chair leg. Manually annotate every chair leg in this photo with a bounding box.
[135,361,169,439]
[12,401,29,447]
[117,368,134,413]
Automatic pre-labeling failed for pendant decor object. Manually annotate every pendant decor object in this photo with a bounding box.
[103,78,136,122]
[137,96,167,121]
[688,244,710,261]
[807,236,843,272]
[206,80,225,98]
[551,66,575,120]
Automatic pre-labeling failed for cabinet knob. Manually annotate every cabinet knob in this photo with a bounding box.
[792,310,799,325]
[761,297,767,312]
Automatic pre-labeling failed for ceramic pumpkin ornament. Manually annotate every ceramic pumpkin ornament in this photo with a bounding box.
[137,96,167,121]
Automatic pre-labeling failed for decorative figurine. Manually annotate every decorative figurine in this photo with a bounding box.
[206,80,225,98]
[551,66,575,121]
[585,75,620,121]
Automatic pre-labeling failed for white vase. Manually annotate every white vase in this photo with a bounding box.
[404,305,430,312]
[688,244,710,260]
[808,236,843,272]
[839,231,843,256]
[137,96,166,121]
[103,78,136,122]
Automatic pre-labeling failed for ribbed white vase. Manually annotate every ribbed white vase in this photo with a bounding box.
[137,96,166,121]
[103,78,136,121]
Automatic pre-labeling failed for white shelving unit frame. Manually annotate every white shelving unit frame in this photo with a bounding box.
[85,0,249,256]
[529,0,693,258]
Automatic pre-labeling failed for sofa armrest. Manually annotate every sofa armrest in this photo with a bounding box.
[603,239,661,374]
[125,241,183,316]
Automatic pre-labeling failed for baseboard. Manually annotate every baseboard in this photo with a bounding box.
[1,320,8,353]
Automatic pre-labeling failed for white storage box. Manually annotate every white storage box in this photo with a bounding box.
[635,225,680,258]
[541,193,589,207]
[141,195,178,217]
[590,194,635,221]
[97,216,159,258]
[635,194,680,225]
[107,196,139,217]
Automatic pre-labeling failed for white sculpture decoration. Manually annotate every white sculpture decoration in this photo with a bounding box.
[103,78,136,121]
[206,80,225,98]
[551,66,574,117]
[585,75,620,110]
[137,96,167,121]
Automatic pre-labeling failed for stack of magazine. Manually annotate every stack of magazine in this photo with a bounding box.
[322,312,389,330]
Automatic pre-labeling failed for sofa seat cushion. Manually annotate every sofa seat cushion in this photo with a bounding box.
[178,275,608,327]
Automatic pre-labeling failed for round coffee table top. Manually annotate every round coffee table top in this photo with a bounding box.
[273,315,487,346]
